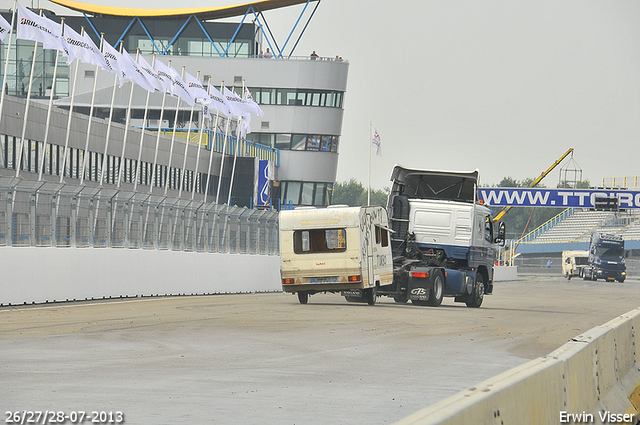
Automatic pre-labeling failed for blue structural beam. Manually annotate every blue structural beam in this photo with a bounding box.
[79,1,320,57]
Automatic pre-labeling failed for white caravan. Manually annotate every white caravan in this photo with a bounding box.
[279,205,393,305]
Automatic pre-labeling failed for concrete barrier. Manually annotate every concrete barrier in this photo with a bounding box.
[1,247,281,305]
[494,266,518,281]
[395,307,640,425]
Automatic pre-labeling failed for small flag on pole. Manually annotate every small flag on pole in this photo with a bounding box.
[372,128,382,156]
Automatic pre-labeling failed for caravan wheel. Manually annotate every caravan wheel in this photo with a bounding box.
[297,292,309,304]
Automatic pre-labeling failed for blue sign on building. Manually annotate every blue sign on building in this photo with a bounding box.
[478,188,640,209]
[257,160,273,207]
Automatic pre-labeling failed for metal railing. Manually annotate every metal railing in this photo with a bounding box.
[0,184,279,255]
[518,208,574,243]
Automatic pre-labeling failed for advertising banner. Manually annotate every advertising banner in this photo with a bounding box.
[478,188,640,209]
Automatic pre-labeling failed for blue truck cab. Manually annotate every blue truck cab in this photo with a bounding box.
[583,232,626,282]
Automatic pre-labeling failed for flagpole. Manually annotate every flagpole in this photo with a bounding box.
[178,78,200,200]
[59,27,84,184]
[189,71,205,200]
[0,1,17,130]
[165,65,185,196]
[39,17,63,181]
[133,55,156,192]
[368,121,372,206]
[117,48,140,188]
[16,10,44,178]
[99,41,123,185]
[79,33,104,186]
[204,81,222,205]
[216,84,232,205]
[227,82,245,206]
[149,59,170,193]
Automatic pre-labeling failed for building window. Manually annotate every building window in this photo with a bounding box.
[248,87,344,109]
[279,181,333,207]
[248,133,339,152]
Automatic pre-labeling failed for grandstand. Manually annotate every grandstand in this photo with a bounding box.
[516,208,640,254]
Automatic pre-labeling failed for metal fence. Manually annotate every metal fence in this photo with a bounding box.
[0,184,279,255]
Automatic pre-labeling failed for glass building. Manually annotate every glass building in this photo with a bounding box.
[0,0,348,207]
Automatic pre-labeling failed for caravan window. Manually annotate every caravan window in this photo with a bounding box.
[294,229,346,253]
[375,226,389,247]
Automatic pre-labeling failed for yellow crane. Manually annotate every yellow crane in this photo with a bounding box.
[492,148,575,222]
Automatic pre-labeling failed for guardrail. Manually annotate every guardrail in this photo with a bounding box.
[0,185,279,255]
[151,128,280,166]
[394,307,640,424]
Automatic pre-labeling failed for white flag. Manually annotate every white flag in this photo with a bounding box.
[63,25,107,69]
[137,55,164,92]
[168,66,195,107]
[101,40,126,84]
[372,128,382,156]
[185,72,209,103]
[154,59,194,106]
[244,89,264,117]
[237,113,252,138]
[223,86,253,117]
[120,49,156,93]
[152,58,174,94]
[17,4,64,51]
[0,13,11,43]
[204,84,231,121]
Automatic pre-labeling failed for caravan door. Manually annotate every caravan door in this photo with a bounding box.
[364,212,375,288]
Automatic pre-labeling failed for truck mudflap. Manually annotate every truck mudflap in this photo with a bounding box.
[407,267,434,301]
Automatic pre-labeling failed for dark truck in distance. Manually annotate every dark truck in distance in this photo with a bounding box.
[583,232,627,282]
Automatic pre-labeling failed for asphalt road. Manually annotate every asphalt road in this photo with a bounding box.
[1,275,640,425]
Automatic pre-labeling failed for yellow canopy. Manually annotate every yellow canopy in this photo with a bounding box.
[49,0,314,19]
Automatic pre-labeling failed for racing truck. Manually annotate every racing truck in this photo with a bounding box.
[582,232,626,282]
[279,166,506,308]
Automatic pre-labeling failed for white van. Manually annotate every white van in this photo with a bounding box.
[279,205,393,305]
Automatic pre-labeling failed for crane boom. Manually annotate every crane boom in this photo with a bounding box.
[492,148,574,222]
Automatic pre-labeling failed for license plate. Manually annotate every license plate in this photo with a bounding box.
[309,276,339,284]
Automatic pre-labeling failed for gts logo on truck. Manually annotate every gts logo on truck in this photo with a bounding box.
[410,287,428,300]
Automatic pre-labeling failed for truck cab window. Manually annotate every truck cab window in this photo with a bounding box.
[484,216,493,243]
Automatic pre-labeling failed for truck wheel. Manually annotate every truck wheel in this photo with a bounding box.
[411,299,428,306]
[365,287,376,306]
[394,295,408,303]
[466,273,484,308]
[618,277,626,283]
[428,270,444,307]
[298,292,309,304]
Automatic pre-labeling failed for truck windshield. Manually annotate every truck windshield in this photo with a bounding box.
[595,247,624,259]
[294,229,347,254]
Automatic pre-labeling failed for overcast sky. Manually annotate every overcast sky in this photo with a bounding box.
[4,0,640,189]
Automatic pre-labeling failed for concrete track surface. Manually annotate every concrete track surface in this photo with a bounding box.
[1,276,639,424]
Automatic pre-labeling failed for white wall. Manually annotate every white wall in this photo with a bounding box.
[1,247,281,306]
